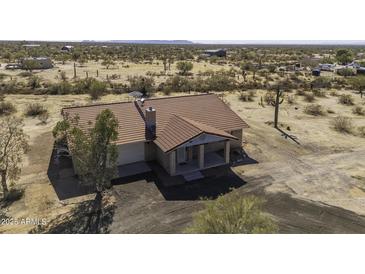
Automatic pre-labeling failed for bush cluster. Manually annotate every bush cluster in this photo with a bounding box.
[24,103,47,117]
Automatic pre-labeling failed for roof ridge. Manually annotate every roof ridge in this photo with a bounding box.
[174,115,204,132]
[178,115,237,140]
[62,93,214,111]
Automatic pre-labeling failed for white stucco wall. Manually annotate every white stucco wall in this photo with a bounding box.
[117,142,145,165]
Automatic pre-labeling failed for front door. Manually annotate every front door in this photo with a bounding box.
[177,147,187,164]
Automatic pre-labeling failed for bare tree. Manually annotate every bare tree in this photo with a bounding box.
[0,117,29,199]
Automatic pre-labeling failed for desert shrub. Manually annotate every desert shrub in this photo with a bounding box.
[338,94,354,105]
[312,89,327,98]
[205,74,237,91]
[264,91,276,105]
[330,90,339,97]
[176,61,193,75]
[240,80,264,90]
[0,73,9,80]
[59,71,67,81]
[127,76,155,96]
[352,105,365,115]
[73,78,108,99]
[327,108,335,114]
[332,78,347,89]
[296,89,306,96]
[286,95,296,104]
[162,76,194,94]
[17,71,33,78]
[337,68,356,77]
[89,80,107,100]
[239,90,256,102]
[46,81,73,95]
[0,101,16,116]
[357,126,365,137]
[304,104,325,116]
[331,116,354,133]
[1,188,24,207]
[24,103,47,117]
[185,192,278,234]
[311,77,332,89]
[28,76,42,89]
[0,80,20,93]
[304,92,315,102]
[38,111,49,124]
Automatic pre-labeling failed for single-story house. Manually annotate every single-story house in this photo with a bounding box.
[203,49,227,57]
[20,57,53,69]
[62,94,249,177]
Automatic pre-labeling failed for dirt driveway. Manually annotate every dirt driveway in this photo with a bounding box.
[109,166,365,234]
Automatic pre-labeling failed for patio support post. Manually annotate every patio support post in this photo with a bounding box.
[198,144,204,169]
[187,147,193,161]
[170,150,176,175]
[224,140,230,164]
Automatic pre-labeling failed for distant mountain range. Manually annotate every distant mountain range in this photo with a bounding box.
[78,40,365,46]
[82,40,194,45]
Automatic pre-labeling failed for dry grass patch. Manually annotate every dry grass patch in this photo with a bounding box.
[357,126,365,137]
[304,104,325,116]
[239,90,256,102]
[0,101,16,116]
[312,89,327,98]
[330,90,339,97]
[331,116,354,134]
[24,103,48,117]
[338,94,354,105]
[304,92,315,102]
[352,105,365,116]
[286,95,296,104]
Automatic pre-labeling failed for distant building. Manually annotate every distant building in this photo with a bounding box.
[203,49,227,57]
[22,44,40,48]
[61,45,74,52]
[318,63,335,72]
[357,67,365,75]
[20,57,53,70]
[5,63,22,70]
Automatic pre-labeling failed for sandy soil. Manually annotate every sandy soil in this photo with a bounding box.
[0,60,229,85]
[1,86,365,233]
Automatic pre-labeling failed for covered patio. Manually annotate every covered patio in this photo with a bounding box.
[170,140,231,176]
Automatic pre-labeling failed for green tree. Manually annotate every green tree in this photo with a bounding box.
[22,59,38,72]
[101,58,115,69]
[0,117,29,199]
[53,109,118,226]
[185,191,278,234]
[348,76,365,98]
[176,61,193,75]
[335,49,353,65]
[127,76,155,96]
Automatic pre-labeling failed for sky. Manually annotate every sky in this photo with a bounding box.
[1,0,365,41]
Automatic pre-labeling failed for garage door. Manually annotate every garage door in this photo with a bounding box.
[117,142,145,165]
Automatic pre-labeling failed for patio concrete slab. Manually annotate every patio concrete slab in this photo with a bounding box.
[117,161,152,178]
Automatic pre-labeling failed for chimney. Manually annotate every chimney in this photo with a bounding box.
[145,106,156,139]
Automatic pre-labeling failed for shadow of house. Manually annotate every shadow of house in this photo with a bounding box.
[153,164,247,201]
[47,146,95,200]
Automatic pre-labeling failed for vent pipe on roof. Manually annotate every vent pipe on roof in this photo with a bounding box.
[145,107,156,139]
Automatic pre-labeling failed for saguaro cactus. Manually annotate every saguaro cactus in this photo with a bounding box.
[271,87,284,128]
[73,62,77,78]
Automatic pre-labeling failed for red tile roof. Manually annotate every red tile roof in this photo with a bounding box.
[62,93,248,147]
[154,115,238,152]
